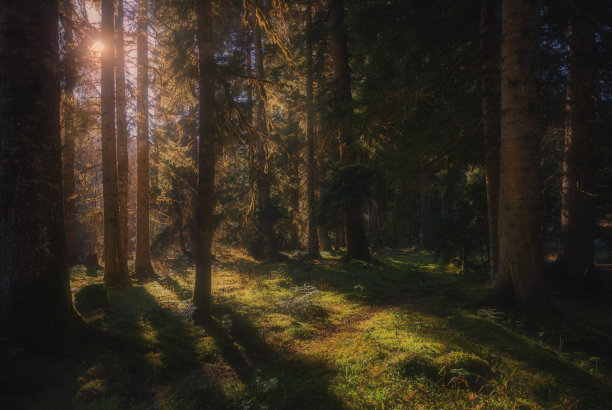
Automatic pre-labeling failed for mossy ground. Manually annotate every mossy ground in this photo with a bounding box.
[2,248,612,409]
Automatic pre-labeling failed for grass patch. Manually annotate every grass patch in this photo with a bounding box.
[2,248,612,408]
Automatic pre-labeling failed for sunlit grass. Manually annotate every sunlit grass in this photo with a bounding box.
[2,247,612,408]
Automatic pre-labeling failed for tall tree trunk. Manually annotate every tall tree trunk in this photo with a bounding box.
[290,157,300,251]
[254,15,276,261]
[369,196,382,251]
[193,0,216,312]
[419,169,432,246]
[335,225,346,250]
[497,0,542,308]
[116,0,129,263]
[135,0,155,278]
[306,0,320,258]
[481,0,501,284]
[314,24,332,253]
[315,131,332,252]
[0,0,80,342]
[329,0,369,262]
[558,0,596,284]
[62,0,79,266]
[101,0,129,286]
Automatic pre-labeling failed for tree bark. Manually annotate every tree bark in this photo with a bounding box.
[116,0,129,263]
[418,169,432,246]
[135,0,155,278]
[61,0,79,266]
[101,0,129,286]
[0,0,79,341]
[481,0,501,284]
[254,14,277,261]
[290,159,300,251]
[193,0,216,312]
[329,0,369,261]
[557,0,596,284]
[497,0,542,308]
[306,0,321,258]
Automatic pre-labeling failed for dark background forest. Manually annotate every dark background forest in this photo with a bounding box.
[1,0,612,408]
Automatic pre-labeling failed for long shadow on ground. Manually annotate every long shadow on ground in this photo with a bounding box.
[227,251,612,408]
[197,302,344,409]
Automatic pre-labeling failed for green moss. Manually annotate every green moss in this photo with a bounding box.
[6,248,612,409]
[74,284,108,313]
[392,352,439,380]
[435,351,492,389]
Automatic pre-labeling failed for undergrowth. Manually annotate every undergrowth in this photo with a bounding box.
[2,247,612,409]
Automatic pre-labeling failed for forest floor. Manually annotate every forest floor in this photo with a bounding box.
[3,248,612,409]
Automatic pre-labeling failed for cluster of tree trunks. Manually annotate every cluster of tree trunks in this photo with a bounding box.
[486,0,597,307]
[101,0,129,286]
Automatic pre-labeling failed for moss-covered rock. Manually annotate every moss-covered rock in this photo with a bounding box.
[391,352,439,380]
[434,351,492,390]
[74,283,108,313]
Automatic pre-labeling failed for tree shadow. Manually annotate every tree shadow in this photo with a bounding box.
[158,274,193,300]
[75,286,232,408]
[196,303,345,409]
[252,251,612,407]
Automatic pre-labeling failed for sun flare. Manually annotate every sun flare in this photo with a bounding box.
[90,40,104,52]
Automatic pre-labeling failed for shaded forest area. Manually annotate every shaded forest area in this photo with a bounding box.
[1,0,612,408]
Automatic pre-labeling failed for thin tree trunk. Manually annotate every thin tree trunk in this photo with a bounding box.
[558,0,596,284]
[62,0,79,266]
[313,22,332,253]
[290,159,300,251]
[497,0,542,308]
[101,0,129,286]
[254,15,276,261]
[135,0,155,278]
[116,0,129,263]
[369,196,381,251]
[306,0,320,258]
[419,169,432,246]
[481,0,501,284]
[193,0,216,312]
[244,20,256,168]
[329,0,369,261]
[335,225,345,250]
[316,133,332,252]
[0,0,80,341]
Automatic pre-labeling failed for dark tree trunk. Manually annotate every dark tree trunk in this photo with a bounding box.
[61,0,79,266]
[496,0,542,308]
[135,0,155,278]
[290,160,300,251]
[193,0,216,312]
[116,0,129,263]
[306,0,321,258]
[419,169,432,246]
[329,0,369,262]
[369,196,382,251]
[254,15,277,261]
[0,0,79,342]
[557,0,596,285]
[313,25,332,253]
[481,0,501,283]
[335,225,346,250]
[101,0,129,286]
